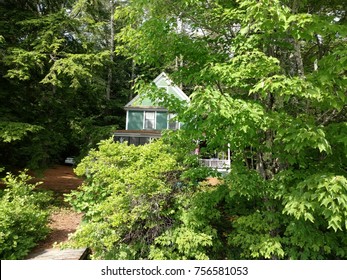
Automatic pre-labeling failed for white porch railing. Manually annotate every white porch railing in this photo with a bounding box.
[200,159,230,169]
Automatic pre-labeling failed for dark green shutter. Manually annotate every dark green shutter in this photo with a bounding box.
[127,111,143,130]
[156,112,167,130]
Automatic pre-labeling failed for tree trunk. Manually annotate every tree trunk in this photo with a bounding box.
[293,40,305,77]
[106,1,115,100]
[129,59,136,101]
[256,152,266,179]
[292,0,305,78]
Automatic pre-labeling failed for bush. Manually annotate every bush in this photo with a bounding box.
[0,171,51,259]
[65,139,226,259]
[65,137,347,260]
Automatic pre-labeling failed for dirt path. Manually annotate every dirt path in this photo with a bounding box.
[27,165,84,258]
[35,164,83,193]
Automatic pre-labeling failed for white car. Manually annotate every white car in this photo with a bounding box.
[64,157,75,165]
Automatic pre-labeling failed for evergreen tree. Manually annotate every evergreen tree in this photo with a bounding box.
[0,0,132,169]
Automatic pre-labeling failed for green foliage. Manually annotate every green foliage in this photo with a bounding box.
[40,52,109,89]
[1,0,346,260]
[0,121,42,143]
[282,219,347,259]
[228,212,285,260]
[113,0,347,260]
[0,171,51,259]
[224,166,347,260]
[149,182,229,260]
[279,172,347,232]
[66,139,180,259]
[65,139,228,259]
[69,117,118,163]
[4,48,46,81]
[0,0,133,169]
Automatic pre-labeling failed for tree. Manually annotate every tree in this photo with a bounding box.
[0,0,132,169]
[114,0,347,259]
[71,0,131,100]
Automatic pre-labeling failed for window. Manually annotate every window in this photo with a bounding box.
[144,112,155,129]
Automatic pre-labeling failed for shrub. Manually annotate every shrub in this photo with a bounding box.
[0,171,51,259]
[65,138,225,259]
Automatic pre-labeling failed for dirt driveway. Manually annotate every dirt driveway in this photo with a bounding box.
[27,165,84,258]
[35,164,83,193]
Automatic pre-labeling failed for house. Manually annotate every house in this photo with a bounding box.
[114,72,230,172]
[113,72,189,146]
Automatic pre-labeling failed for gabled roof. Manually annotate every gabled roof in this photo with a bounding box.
[124,72,189,109]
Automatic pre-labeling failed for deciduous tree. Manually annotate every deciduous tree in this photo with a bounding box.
[115,0,347,259]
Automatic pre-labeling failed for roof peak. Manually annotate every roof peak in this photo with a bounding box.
[125,72,189,109]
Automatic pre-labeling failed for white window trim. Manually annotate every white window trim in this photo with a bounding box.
[143,111,156,130]
[126,110,129,130]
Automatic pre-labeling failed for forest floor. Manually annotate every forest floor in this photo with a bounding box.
[26,165,84,258]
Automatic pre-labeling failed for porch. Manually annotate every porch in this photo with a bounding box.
[199,158,230,172]
[113,130,161,146]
